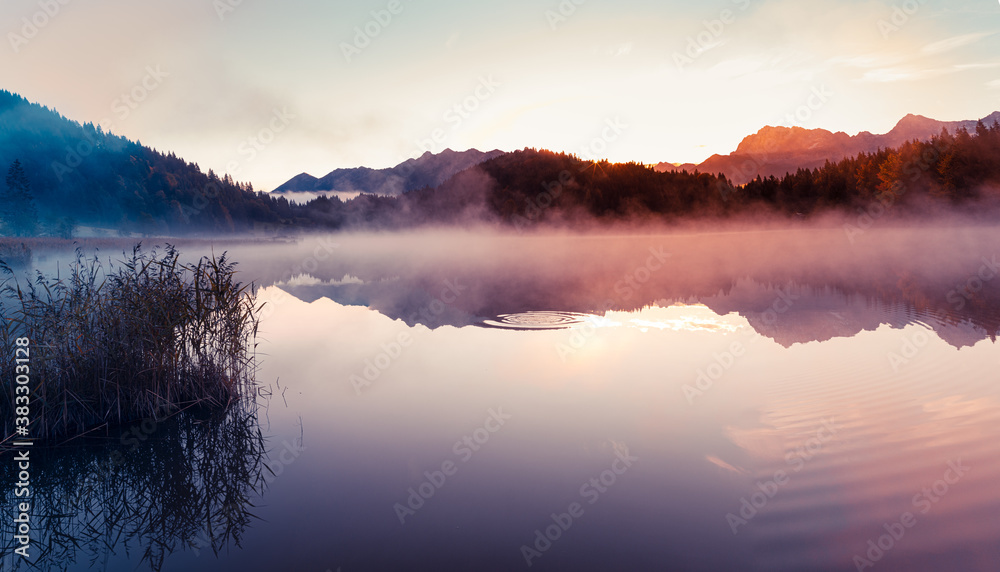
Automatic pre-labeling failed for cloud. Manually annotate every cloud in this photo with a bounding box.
[592,42,636,57]
[858,67,944,83]
[954,62,1000,71]
[827,53,906,70]
[921,32,993,55]
[614,42,634,56]
[859,59,1000,84]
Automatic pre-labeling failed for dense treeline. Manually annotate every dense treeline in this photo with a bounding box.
[3,87,1000,235]
[724,120,1000,215]
[481,150,735,223]
[296,119,1000,229]
[290,150,741,229]
[0,90,293,234]
[296,123,1000,228]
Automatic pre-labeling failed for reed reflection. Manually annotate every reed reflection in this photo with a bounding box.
[0,397,269,572]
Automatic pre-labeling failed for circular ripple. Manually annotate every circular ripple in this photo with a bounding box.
[480,311,596,330]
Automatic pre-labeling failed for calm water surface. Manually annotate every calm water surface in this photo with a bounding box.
[3,227,1000,571]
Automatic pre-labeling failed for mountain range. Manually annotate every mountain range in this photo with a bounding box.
[273,148,504,198]
[1,87,998,237]
[276,109,1000,197]
[657,111,1000,185]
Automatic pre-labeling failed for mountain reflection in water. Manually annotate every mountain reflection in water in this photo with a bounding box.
[4,226,1000,571]
[256,228,1000,347]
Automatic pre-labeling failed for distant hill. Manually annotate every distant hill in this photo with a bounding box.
[657,112,1000,184]
[0,89,292,235]
[272,148,505,198]
[3,88,999,237]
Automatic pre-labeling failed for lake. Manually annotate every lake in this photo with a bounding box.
[3,226,1000,571]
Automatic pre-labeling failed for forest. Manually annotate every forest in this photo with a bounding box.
[296,120,1000,230]
[2,88,999,236]
[0,90,290,236]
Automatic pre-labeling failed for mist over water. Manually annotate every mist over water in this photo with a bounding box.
[4,224,1000,571]
[211,224,1000,342]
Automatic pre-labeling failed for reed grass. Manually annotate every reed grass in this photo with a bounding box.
[0,241,31,267]
[0,245,261,441]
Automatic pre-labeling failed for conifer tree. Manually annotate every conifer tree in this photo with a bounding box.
[2,160,39,236]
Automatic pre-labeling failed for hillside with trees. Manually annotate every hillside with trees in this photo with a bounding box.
[296,121,1000,230]
[724,120,1000,216]
[2,89,1000,236]
[0,90,293,235]
[657,111,1000,185]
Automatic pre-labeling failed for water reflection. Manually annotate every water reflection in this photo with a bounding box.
[4,228,1000,571]
[481,311,599,330]
[272,272,998,347]
[14,229,1000,344]
[0,399,268,571]
[215,228,1000,346]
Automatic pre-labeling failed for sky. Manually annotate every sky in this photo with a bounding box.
[2,0,999,191]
